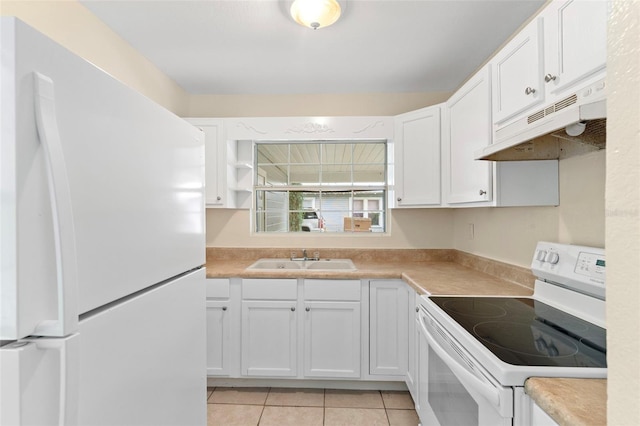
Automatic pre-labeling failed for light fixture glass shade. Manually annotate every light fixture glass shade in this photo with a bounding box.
[290,0,341,30]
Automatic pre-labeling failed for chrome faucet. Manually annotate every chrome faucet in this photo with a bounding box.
[290,249,320,261]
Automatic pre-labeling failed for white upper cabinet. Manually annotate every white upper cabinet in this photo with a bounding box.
[186,118,226,207]
[444,65,493,204]
[492,18,545,125]
[542,0,608,97]
[492,0,607,126]
[394,105,442,207]
[186,118,253,209]
[444,65,559,207]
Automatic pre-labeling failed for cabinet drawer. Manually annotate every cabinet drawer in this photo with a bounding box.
[304,279,361,301]
[206,278,230,298]
[242,279,297,300]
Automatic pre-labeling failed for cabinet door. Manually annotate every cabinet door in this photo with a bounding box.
[492,18,544,124]
[187,119,225,206]
[543,0,607,96]
[206,300,231,376]
[303,301,360,378]
[369,281,408,376]
[394,105,442,207]
[241,301,297,377]
[445,66,493,204]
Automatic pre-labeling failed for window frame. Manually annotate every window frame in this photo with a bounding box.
[253,139,388,234]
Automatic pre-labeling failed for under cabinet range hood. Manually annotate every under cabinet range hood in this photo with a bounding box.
[476,79,606,161]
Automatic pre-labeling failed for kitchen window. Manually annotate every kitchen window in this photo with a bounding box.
[254,140,387,233]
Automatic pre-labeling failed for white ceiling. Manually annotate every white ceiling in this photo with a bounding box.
[80,0,545,95]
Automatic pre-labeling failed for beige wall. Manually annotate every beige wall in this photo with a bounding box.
[206,208,453,249]
[188,92,450,117]
[1,0,189,115]
[607,1,640,424]
[453,150,606,267]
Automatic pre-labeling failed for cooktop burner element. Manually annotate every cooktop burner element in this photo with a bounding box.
[442,299,507,318]
[429,296,606,368]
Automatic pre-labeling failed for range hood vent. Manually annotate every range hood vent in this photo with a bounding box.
[476,79,606,161]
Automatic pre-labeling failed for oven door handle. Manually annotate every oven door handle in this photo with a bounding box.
[419,310,503,410]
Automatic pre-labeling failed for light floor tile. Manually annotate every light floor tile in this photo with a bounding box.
[324,407,389,426]
[209,387,269,405]
[381,391,415,409]
[265,388,325,407]
[387,409,420,426]
[325,389,384,408]
[207,404,263,426]
[258,406,323,426]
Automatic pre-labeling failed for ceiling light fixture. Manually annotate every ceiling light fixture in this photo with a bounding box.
[290,0,342,30]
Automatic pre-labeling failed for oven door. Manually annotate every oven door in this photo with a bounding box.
[417,306,513,426]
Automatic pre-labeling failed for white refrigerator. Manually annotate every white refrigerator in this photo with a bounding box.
[0,18,206,425]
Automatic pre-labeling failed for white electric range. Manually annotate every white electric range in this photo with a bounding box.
[416,242,606,425]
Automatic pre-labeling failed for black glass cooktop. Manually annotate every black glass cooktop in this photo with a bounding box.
[429,297,607,368]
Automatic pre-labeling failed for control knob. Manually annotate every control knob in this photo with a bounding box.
[535,250,547,261]
[544,252,560,264]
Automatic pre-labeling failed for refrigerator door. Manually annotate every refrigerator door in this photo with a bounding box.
[77,268,206,426]
[0,334,80,426]
[1,18,205,328]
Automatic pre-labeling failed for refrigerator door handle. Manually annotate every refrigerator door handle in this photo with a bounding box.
[36,335,81,426]
[0,334,80,426]
[33,72,79,337]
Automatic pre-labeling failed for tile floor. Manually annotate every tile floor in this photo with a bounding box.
[206,387,420,426]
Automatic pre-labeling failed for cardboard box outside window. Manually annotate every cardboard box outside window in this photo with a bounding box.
[344,217,371,232]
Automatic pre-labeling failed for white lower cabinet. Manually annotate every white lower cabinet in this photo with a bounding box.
[206,300,231,376]
[303,301,361,378]
[369,280,409,376]
[206,279,235,376]
[303,279,361,378]
[241,300,298,377]
[208,277,420,383]
[241,279,298,377]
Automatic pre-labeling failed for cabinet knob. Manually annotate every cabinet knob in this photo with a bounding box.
[479,189,487,195]
[397,197,402,202]
[222,306,227,311]
[415,307,419,313]
[216,196,222,201]
[305,307,311,312]
[544,74,557,83]
[291,307,296,312]
[524,87,536,95]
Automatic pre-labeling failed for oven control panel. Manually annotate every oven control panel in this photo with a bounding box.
[532,242,605,299]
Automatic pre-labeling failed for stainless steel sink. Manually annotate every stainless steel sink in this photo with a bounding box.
[247,258,356,271]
